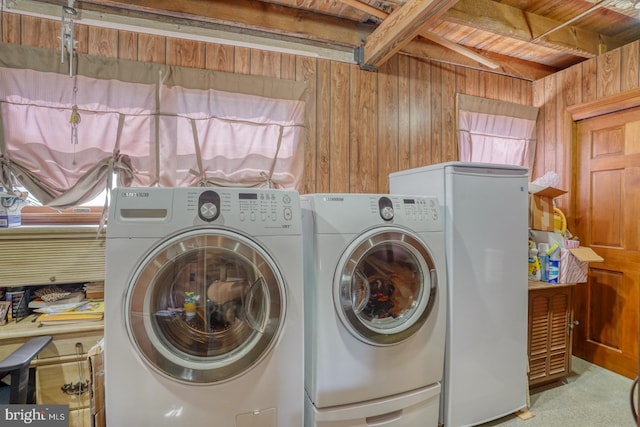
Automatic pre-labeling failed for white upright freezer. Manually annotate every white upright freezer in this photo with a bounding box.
[389,162,529,427]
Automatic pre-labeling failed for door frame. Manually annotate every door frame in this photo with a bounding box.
[566,87,640,427]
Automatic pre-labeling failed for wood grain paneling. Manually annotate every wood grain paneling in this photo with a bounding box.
[314,59,331,193]
[166,37,205,68]
[2,11,21,44]
[21,15,59,50]
[620,41,639,92]
[251,49,281,78]
[205,43,235,72]
[441,63,457,163]
[377,57,399,193]
[88,27,118,58]
[138,33,166,63]
[409,58,430,168]
[117,30,138,61]
[349,65,377,193]
[329,61,351,192]
[297,55,318,195]
[234,46,251,74]
[397,55,412,172]
[533,40,640,223]
[4,11,533,196]
[597,50,621,99]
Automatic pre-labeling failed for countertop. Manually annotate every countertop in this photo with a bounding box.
[528,279,577,290]
[0,314,103,340]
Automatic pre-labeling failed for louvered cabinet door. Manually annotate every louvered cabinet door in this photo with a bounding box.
[0,226,105,288]
[528,284,574,387]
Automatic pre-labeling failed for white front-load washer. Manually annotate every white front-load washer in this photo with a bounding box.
[301,193,446,427]
[104,187,303,427]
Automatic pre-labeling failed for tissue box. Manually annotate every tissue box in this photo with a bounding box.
[528,185,567,231]
[559,247,603,283]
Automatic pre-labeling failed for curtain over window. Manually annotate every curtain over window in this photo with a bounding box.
[0,43,308,209]
[457,94,538,172]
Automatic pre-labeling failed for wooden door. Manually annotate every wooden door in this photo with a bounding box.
[573,107,640,379]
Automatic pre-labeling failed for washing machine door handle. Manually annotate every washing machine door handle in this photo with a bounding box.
[244,277,269,333]
[351,269,371,314]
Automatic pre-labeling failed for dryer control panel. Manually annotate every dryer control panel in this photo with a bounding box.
[304,194,442,235]
[391,196,441,232]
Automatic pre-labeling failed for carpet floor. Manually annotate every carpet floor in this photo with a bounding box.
[478,357,637,427]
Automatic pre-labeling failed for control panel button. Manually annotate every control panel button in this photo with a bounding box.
[200,202,218,220]
[283,207,292,221]
[380,206,394,221]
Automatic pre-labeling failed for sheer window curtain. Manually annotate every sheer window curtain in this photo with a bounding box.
[0,43,307,209]
[456,94,539,171]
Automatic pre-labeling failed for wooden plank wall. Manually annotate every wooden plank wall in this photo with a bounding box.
[1,12,533,195]
[532,40,640,226]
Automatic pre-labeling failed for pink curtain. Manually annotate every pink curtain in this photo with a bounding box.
[0,44,307,208]
[457,94,538,173]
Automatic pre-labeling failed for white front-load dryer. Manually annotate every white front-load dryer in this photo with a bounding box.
[104,187,303,427]
[301,194,446,427]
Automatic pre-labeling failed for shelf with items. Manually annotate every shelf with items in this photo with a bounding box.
[0,226,105,427]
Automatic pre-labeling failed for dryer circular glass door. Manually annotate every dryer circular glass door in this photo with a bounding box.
[124,229,286,384]
[333,227,437,346]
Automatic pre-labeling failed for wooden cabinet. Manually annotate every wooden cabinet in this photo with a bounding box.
[0,323,103,427]
[0,226,105,287]
[528,282,576,387]
[35,331,102,425]
[0,226,105,426]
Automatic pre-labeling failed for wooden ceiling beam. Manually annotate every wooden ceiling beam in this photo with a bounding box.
[444,0,629,58]
[357,0,459,69]
[13,0,573,80]
[401,37,557,81]
[75,0,373,47]
[339,0,500,69]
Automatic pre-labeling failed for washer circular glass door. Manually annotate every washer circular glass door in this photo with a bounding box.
[125,228,286,384]
[334,227,437,346]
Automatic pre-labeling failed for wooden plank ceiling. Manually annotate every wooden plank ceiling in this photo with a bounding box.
[11,0,640,80]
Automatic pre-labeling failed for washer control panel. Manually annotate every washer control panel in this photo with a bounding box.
[190,189,298,227]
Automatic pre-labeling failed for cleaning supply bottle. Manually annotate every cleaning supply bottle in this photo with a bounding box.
[528,242,541,281]
[538,243,549,282]
[547,243,560,283]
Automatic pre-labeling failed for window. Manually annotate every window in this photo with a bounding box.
[456,94,539,172]
[0,43,307,224]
